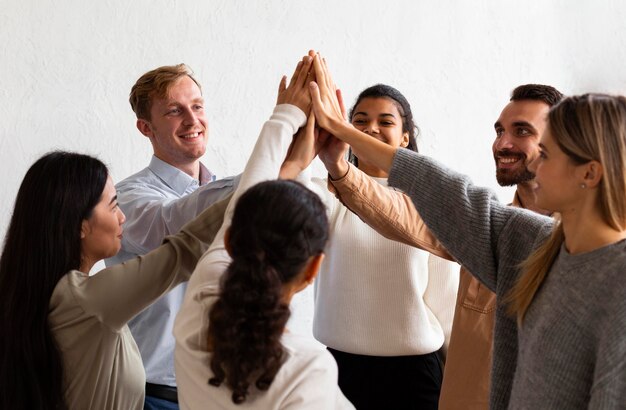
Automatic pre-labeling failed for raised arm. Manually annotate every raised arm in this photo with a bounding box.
[113,176,236,255]
[68,195,229,330]
[388,149,552,291]
[327,163,453,260]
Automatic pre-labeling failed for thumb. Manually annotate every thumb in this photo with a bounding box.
[278,75,287,94]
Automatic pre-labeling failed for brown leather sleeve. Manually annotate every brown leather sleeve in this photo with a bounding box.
[328,163,454,261]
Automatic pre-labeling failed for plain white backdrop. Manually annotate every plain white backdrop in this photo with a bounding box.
[1,0,625,335]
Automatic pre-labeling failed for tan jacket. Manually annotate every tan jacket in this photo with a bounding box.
[329,164,504,410]
[48,196,228,409]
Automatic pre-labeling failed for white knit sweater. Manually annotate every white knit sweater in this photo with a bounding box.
[307,176,459,356]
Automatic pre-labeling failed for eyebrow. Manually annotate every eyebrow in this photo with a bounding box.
[165,97,205,106]
[353,112,397,118]
[493,120,537,132]
[108,195,118,206]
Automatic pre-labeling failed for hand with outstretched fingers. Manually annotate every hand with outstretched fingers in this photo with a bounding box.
[277,53,315,116]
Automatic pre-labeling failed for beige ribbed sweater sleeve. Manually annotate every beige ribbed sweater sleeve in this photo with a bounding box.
[67,196,229,331]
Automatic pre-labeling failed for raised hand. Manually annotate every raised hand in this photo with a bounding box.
[308,53,344,133]
[317,89,350,179]
[277,54,315,116]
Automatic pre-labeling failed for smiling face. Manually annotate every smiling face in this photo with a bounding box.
[351,97,409,177]
[529,128,587,213]
[492,99,550,186]
[80,177,126,270]
[137,75,208,173]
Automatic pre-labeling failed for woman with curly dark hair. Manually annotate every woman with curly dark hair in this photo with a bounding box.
[174,53,354,409]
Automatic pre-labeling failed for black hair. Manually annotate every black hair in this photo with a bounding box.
[207,179,329,404]
[348,84,419,166]
[510,84,564,107]
[0,151,108,409]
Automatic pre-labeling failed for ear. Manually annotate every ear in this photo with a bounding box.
[136,119,154,138]
[302,253,324,285]
[80,219,90,239]
[223,227,232,257]
[400,132,410,148]
[582,160,603,189]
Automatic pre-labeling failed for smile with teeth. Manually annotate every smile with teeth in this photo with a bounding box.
[180,132,201,139]
[498,157,521,164]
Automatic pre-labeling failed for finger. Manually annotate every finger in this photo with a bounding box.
[312,54,327,95]
[287,60,304,89]
[298,55,314,88]
[321,56,335,91]
[309,81,323,116]
[336,89,347,120]
[278,75,287,96]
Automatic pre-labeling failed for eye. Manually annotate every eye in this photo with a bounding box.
[167,108,181,115]
[380,121,394,126]
[517,128,531,136]
[539,150,547,159]
[193,104,204,111]
[495,128,504,137]
[352,119,367,125]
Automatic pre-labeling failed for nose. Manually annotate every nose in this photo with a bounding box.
[493,132,513,151]
[364,122,379,135]
[118,208,126,225]
[182,108,199,126]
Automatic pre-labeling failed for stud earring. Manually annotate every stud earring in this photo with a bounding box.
[580,183,587,189]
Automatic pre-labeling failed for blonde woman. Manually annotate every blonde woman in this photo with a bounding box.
[310,61,626,409]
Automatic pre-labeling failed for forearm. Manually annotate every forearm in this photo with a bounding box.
[326,121,396,174]
[328,163,453,260]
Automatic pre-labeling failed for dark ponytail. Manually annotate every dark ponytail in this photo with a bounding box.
[207,179,328,404]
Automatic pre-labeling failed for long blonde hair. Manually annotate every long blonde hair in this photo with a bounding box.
[508,94,626,324]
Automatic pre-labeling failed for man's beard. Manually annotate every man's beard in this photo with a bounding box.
[496,167,535,186]
[494,152,535,186]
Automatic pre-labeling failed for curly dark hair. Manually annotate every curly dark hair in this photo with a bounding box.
[348,83,420,166]
[207,179,329,404]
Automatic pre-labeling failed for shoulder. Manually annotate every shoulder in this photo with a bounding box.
[281,334,337,375]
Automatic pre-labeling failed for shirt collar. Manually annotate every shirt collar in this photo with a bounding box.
[148,156,214,195]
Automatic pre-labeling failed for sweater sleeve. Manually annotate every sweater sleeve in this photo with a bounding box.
[71,195,229,331]
[422,253,459,353]
[185,104,306,297]
[388,149,550,291]
[328,162,453,260]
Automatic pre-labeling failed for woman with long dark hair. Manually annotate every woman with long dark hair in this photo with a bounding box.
[310,54,626,409]
[174,54,354,409]
[0,151,227,409]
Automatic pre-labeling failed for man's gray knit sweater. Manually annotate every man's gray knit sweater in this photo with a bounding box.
[388,149,626,409]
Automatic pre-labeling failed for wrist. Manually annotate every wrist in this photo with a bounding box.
[327,159,349,181]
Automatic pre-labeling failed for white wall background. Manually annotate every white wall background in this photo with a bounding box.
[1,0,625,335]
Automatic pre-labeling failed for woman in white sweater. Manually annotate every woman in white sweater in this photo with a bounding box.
[174,54,354,409]
[305,78,459,408]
